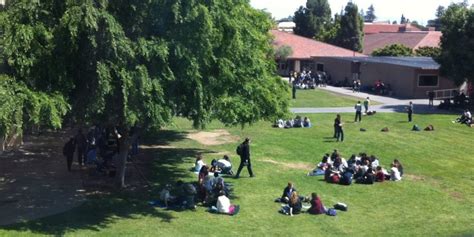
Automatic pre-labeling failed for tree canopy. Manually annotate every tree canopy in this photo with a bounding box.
[335,2,364,52]
[415,46,441,58]
[372,44,413,56]
[293,0,332,38]
[437,2,474,86]
[0,0,290,186]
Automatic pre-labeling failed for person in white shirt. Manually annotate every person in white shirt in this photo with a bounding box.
[215,155,233,175]
[216,191,239,215]
[193,155,205,172]
[390,165,402,181]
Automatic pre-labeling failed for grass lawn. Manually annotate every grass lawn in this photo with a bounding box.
[2,112,473,236]
[290,88,380,108]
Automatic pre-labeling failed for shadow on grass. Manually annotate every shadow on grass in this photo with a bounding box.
[0,130,218,235]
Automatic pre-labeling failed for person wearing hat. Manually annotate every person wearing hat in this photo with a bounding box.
[235,138,254,178]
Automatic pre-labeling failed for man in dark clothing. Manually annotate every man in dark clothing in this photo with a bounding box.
[428,91,435,107]
[63,138,75,171]
[75,129,87,166]
[235,138,254,178]
[407,101,413,122]
[292,81,297,99]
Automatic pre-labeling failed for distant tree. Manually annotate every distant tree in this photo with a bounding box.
[437,3,474,85]
[427,5,446,30]
[334,2,364,52]
[275,45,293,60]
[392,20,398,24]
[365,4,376,22]
[410,21,426,30]
[400,14,407,24]
[293,0,332,38]
[315,13,341,44]
[372,44,413,56]
[415,46,441,57]
[360,8,365,19]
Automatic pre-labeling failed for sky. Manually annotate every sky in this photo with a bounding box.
[250,0,473,25]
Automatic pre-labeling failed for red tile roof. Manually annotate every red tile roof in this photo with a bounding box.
[363,31,441,55]
[271,30,365,59]
[364,23,421,34]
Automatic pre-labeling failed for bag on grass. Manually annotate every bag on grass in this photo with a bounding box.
[334,203,348,211]
[326,208,337,216]
[381,127,389,132]
[412,125,420,131]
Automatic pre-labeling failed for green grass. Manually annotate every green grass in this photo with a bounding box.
[290,88,380,108]
[2,113,473,236]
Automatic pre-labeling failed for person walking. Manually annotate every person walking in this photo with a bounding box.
[354,101,362,122]
[75,129,87,166]
[235,138,254,178]
[407,101,414,122]
[335,114,344,142]
[63,138,75,171]
[363,97,370,113]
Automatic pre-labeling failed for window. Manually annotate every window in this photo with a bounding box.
[316,63,324,72]
[418,75,438,87]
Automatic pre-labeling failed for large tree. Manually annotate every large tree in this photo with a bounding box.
[335,2,364,52]
[437,3,474,86]
[293,0,332,38]
[1,0,289,187]
[427,6,446,31]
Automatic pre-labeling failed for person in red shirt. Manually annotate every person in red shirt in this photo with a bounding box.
[375,166,385,182]
[308,193,325,215]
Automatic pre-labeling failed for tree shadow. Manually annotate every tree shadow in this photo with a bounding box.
[0,129,225,235]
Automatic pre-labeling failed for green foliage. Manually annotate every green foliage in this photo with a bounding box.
[335,2,364,52]
[293,0,332,38]
[274,45,293,60]
[415,46,441,58]
[437,3,474,85]
[0,74,69,138]
[1,0,289,131]
[364,4,376,22]
[372,44,414,56]
[427,6,445,31]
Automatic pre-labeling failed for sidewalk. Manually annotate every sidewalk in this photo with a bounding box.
[290,86,458,114]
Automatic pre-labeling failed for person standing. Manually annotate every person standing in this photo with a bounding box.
[75,129,87,166]
[407,101,414,122]
[335,114,344,142]
[354,101,362,122]
[235,138,254,178]
[63,138,75,171]
[363,97,370,113]
[292,81,297,99]
[428,91,435,107]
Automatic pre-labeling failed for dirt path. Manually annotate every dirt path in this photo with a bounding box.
[0,131,85,226]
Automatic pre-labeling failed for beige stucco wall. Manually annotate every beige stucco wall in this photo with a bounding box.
[314,57,458,99]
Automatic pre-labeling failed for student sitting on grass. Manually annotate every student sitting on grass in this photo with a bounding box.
[375,166,386,182]
[392,159,404,177]
[279,182,297,203]
[216,191,239,215]
[454,109,472,125]
[280,192,302,216]
[390,164,402,181]
[308,193,326,215]
[193,155,205,172]
[303,117,312,127]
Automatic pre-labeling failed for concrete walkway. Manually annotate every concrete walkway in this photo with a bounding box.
[290,86,458,114]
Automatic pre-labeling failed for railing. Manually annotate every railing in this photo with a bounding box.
[430,88,462,100]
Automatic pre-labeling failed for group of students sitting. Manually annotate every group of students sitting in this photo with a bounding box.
[155,155,239,215]
[275,182,326,216]
[308,150,404,185]
[274,115,312,129]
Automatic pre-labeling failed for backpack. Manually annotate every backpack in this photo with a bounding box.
[236,144,242,156]
[412,125,420,131]
[334,203,348,211]
[331,175,340,184]
[326,208,337,216]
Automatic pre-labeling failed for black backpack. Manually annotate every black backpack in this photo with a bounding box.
[236,144,242,156]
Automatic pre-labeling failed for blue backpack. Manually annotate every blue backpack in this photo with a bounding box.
[326,208,337,216]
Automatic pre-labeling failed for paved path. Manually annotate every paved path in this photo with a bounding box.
[291,86,458,114]
[0,131,86,226]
